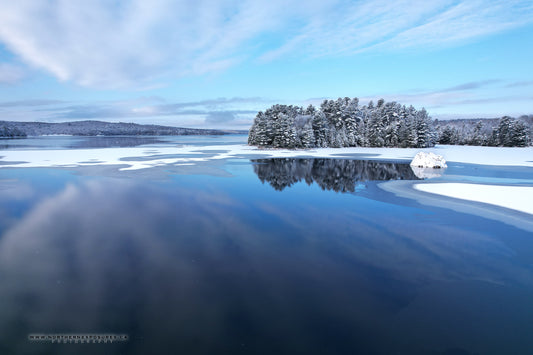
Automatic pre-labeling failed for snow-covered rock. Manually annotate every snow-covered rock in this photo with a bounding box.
[410,152,447,169]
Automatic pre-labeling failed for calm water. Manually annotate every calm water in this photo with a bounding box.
[1,136,533,355]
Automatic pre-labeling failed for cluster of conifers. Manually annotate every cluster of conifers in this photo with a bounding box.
[248,98,435,148]
[436,116,530,147]
[248,98,531,148]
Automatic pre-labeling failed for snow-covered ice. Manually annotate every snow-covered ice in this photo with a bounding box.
[1,144,532,170]
[414,183,533,216]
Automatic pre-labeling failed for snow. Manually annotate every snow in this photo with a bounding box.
[410,152,447,169]
[1,141,532,220]
[414,183,533,216]
[430,145,533,167]
[0,144,532,170]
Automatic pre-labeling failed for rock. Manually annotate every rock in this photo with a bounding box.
[410,152,447,169]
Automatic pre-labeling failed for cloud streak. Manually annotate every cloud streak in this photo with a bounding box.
[0,96,265,128]
[0,1,531,88]
[0,99,65,107]
[0,63,25,84]
[440,80,502,92]
[334,78,532,113]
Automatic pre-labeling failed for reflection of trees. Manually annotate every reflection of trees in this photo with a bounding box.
[253,158,420,192]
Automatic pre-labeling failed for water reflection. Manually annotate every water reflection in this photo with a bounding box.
[0,176,532,354]
[252,158,420,192]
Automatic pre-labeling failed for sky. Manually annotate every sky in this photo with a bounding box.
[0,0,532,129]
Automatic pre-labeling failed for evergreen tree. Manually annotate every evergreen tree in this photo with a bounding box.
[415,108,432,148]
[272,113,297,148]
[497,116,513,147]
[312,111,329,147]
[304,104,316,116]
[299,121,315,148]
[343,98,359,146]
[470,121,485,145]
[510,120,529,147]
[248,99,446,149]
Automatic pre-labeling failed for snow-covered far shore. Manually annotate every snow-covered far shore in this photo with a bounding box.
[414,183,533,216]
[0,144,532,170]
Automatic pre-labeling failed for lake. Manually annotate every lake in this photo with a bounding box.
[1,135,533,355]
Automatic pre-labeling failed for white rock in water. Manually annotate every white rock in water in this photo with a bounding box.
[410,152,447,169]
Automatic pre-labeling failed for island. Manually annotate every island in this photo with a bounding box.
[248,97,531,148]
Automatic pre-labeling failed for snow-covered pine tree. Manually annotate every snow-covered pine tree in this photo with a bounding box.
[415,108,432,148]
[497,116,513,147]
[381,101,399,147]
[342,97,359,146]
[312,111,329,147]
[368,107,385,147]
[510,119,529,147]
[248,111,271,146]
[272,113,297,148]
[304,104,317,116]
[299,120,315,148]
[470,121,485,145]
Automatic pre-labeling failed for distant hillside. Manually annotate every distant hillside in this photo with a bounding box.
[0,120,229,137]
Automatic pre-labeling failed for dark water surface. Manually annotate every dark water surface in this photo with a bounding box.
[1,137,533,355]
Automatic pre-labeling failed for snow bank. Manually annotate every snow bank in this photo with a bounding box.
[410,152,447,169]
[414,183,533,215]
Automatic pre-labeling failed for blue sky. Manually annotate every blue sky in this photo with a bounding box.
[0,0,532,129]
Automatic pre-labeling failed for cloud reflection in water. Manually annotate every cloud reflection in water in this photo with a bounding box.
[0,174,532,354]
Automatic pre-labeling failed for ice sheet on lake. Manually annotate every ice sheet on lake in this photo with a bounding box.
[414,183,533,216]
[1,144,532,170]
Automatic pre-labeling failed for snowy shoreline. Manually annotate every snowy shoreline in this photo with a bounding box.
[1,143,532,218]
[2,144,532,170]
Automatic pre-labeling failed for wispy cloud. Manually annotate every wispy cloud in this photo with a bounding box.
[322,79,531,111]
[440,80,502,92]
[260,0,533,60]
[451,96,533,106]
[0,96,265,128]
[0,99,65,107]
[0,63,25,84]
[0,0,306,88]
[0,1,531,89]
[505,80,533,88]
[368,0,533,51]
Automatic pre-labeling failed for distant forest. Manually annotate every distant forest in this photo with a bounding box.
[248,98,532,148]
[435,115,531,147]
[0,120,228,137]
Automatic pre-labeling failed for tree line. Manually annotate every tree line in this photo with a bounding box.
[248,98,436,149]
[248,98,532,148]
[435,116,531,147]
[0,120,226,137]
[0,124,26,138]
